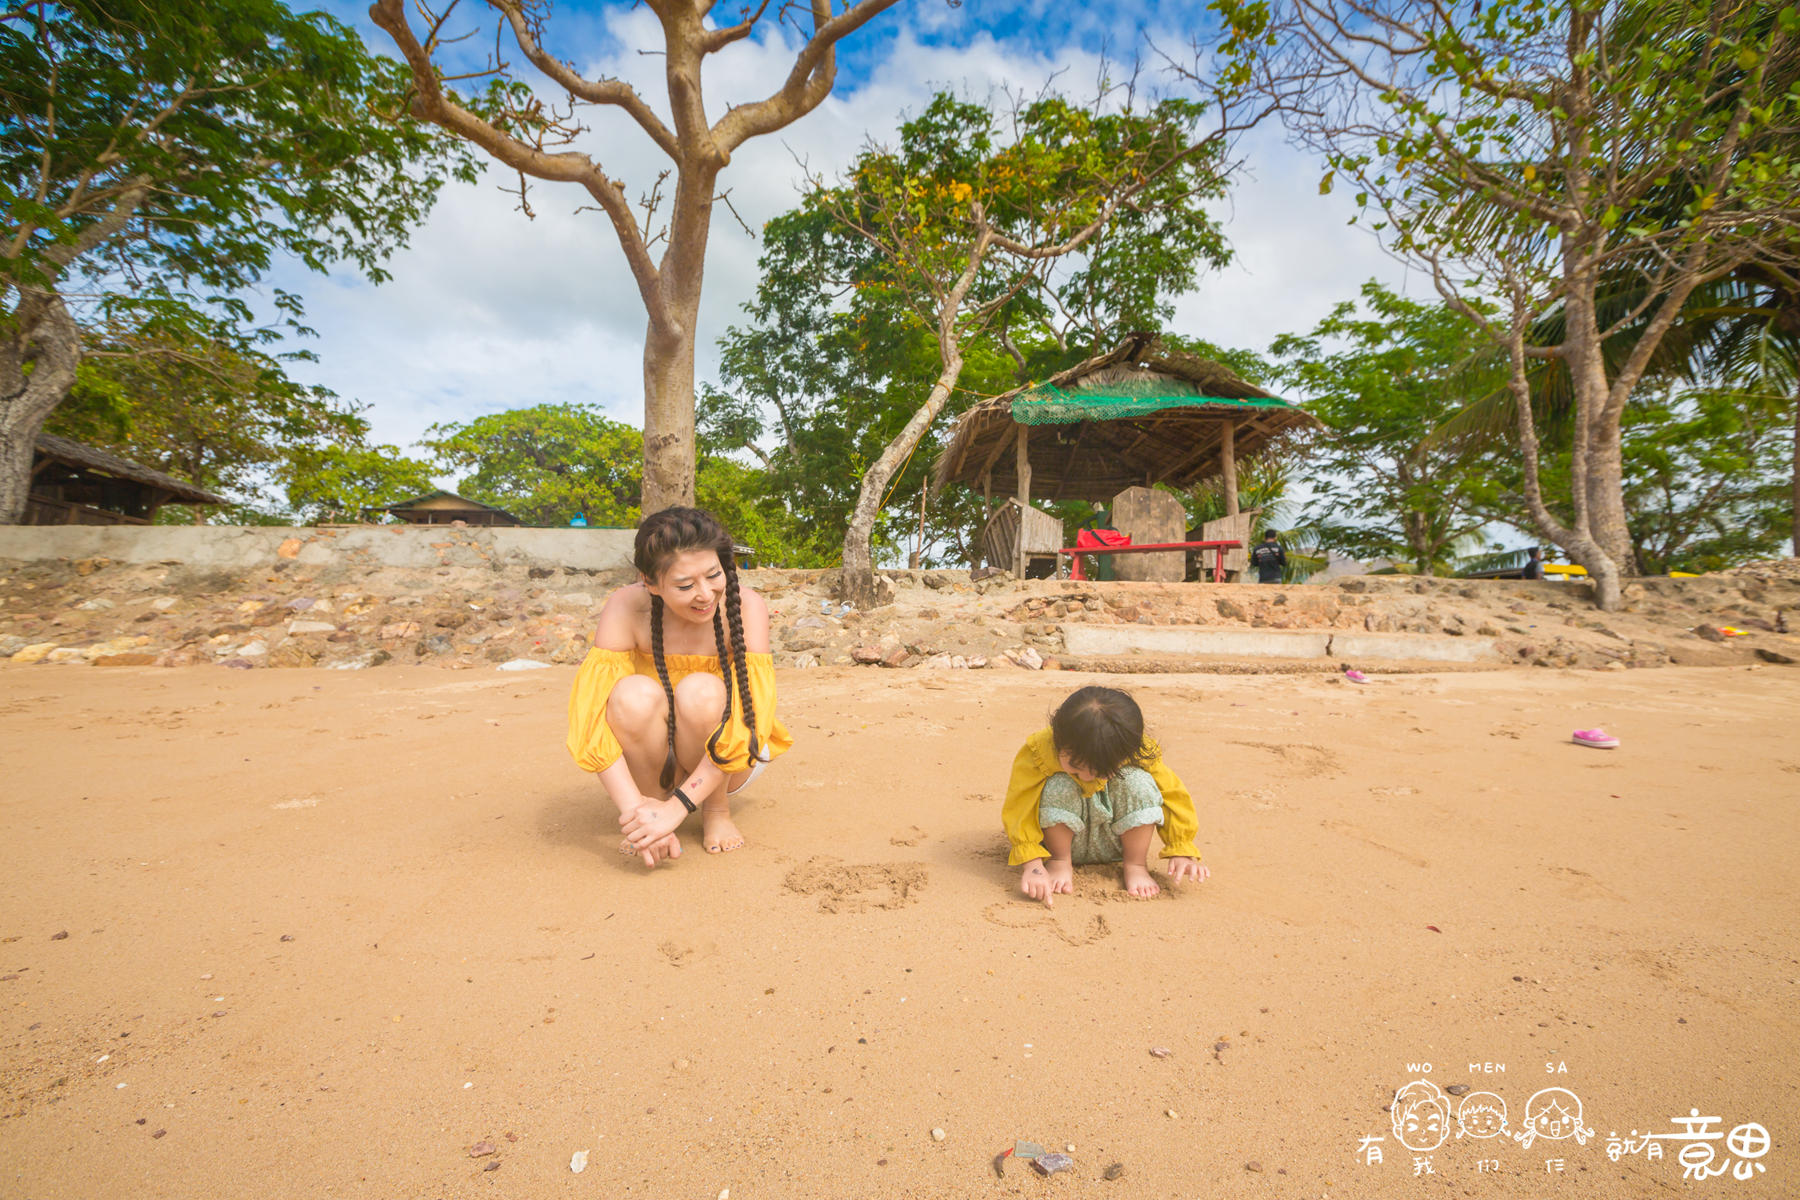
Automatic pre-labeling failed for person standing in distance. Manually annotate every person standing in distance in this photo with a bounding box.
[1250,530,1287,583]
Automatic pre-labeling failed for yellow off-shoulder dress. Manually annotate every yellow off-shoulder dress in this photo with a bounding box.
[566,647,794,775]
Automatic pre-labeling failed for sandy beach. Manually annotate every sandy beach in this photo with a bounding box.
[2,661,1796,1198]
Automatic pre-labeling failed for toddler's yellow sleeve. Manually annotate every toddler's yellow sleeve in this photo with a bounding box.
[566,648,636,773]
[1001,730,1056,865]
[705,652,794,772]
[1145,743,1201,860]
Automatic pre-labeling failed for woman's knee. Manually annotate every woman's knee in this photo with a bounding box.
[606,675,667,731]
[672,672,727,728]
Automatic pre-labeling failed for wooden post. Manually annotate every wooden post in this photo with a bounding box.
[1220,420,1239,517]
[981,470,992,517]
[1013,424,1031,577]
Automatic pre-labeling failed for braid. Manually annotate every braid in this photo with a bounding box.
[722,555,761,763]
[705,606,735,765]
[649,595,679,789]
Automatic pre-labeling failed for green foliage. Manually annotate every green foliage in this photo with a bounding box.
[1,0,473,312]
[1271,281,1497,573]
[712,89,1235,567]
[280,443,438,525]
[46,325,375,518]
[423,404,643,529]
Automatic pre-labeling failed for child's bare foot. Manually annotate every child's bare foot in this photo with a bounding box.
[702,805,744,854]
[1122,862,1161,897]
[1046,858,1074,894]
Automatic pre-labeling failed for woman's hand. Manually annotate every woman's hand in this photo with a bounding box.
[1164,857,1209,887]
[621,797,687,851]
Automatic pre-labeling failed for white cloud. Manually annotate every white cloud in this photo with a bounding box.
[273,7,1409,461]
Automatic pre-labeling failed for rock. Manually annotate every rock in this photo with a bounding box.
[880,647,913,669]
[792,652,820,669]
[420,635,454,656]
[1695,624,1727,642]
[434,611,469,629]
[570,1150,589,1174]
[495,659,552,671]
[918,653,954,669]
[10,642,58,664]
[0,635,25,657]
[326,630,355,643]
[73,556,110,575]
[1008,646,1044,670]
[149,597,178,611]
[923,573,947,590]
[1245,1161,1263,1173]
[1445,1084,1470,1096]
[931,1127,946,1142]
[966,655,988,669]
[92,653,157,667]
[46,648,87,664]
[483,1161,500,1172]
[328,651,391,670]
[74,597,114,611]
[1033,1153,1074,1176]
[285,597,316,611]
[221,658,256,670]
[50,930,68,940]
[276,538,302,559]
[1216,597,1247,620]
[851,645,883,665]
[287,620,336,635]
[379,622,420,640]
[1754,648,1796,664]
[469,1141,497,1157]
[1149,1046,1173,1059]
[556,592,595,608]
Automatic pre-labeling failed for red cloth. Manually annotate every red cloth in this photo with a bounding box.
[1070,528,1131,580]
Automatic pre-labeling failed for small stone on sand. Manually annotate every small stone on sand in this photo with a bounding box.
[1246,1160,1263,1172]
[1103,1162,1125,1180]
[931,1127,946,1141]
[1033,1152,1074,1176]
[569,1150,588,1173]
[469,1141,496,1157]
[1149,1046,1173,1058]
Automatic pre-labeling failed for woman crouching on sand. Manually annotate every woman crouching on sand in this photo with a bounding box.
[566,507,792,866]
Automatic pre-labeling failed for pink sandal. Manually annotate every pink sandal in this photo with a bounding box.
[1572,729,1619,749]
[1344,669,1369,684]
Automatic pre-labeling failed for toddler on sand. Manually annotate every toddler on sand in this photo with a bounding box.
[1003,686,1209,901]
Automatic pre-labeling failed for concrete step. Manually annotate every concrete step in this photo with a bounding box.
[1061,624,1499,664]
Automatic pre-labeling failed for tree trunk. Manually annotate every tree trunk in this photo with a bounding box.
[641,314,698,514]
[839,350,965,607]
[0,298,82,524]
[1792,380,1798,558]
[1586,415,1637,576]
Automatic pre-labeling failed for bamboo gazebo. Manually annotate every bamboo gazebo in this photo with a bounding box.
[934,333,1318,576]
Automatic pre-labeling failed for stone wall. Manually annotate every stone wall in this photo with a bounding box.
[0,524,636,572]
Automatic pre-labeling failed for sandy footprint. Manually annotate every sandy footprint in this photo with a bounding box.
[889,826,927,847]
[1228,740,1343,777]
[782,857,928,913]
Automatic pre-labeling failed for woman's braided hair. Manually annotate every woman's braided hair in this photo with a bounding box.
[634,506,760,789]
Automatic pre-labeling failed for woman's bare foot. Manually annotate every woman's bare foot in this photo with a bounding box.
[702,805,744,854]
[1122,862,1161,897]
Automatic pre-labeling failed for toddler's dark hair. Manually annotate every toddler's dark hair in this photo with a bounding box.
[1049,686,1150,778]
[633,506,759,788]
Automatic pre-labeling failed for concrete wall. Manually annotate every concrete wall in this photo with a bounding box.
[0,524,637,572]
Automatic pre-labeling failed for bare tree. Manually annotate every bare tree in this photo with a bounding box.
[370,0,906,514]
[1244,0,1800,608]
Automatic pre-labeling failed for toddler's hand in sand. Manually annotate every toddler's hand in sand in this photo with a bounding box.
[1020,859,1071,906]
[621,797,686,851]
[1164,857,1209,887]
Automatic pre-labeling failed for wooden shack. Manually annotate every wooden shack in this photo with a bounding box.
[373,490,521,527]
[25,434,225,525]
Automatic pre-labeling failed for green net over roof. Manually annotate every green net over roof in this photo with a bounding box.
[1011,381,1296,425]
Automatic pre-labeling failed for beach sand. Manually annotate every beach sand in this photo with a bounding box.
[1,662,1796,1198]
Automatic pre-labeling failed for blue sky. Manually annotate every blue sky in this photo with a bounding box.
[277,0,1407,464]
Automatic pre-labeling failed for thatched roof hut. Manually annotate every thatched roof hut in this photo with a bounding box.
[26,434,226,525]
[934,333,1318,503]
[371,490,521,527]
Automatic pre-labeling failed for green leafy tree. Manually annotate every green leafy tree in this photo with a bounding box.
[1271,282,1496,573]
[0,0,470,522]
[423,403,643,528]
[47,326,374,521]
[1261,0,1800,608]
[280,443,439,525]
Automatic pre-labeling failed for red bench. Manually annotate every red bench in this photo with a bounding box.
[1056,539,1243,583]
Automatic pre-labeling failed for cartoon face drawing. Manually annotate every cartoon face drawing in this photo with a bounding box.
[1456,1092,1509,1139]
[1514,1087,1593,1149]
[1392,1080,1451,1151]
